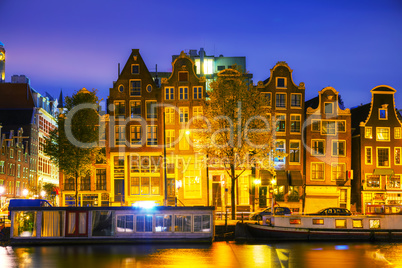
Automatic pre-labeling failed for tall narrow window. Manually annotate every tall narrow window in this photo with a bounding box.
[165,107,175,124]
[377,148,390,167]
[395,147,401,165]
[290,115,301,133]
[276,93,286,108]
[311,120,320,132]
[290,94,301,108]
[274,140,286,164]
[395,127,402,139]
[263,92,272,107]
[115,126,125,146]
[312,140,325,156]
[131,64,139,74]
[311,163,324,181]
[365,147,372,165]
[166,130,175,149]
[332,140,346,157]
[146,101,157,119]
[130,126,142,145]
[114,101,126,119]
[289,141,300,163]
[147,126,157,146]
[179,87,188,100]
[365,127,372,139]
[130,101,141,118]
[179,107,189,123]
[276,114,286,133]
[193,86,202,99]
[324,103,333,114]
[379,108,388,120]
[130,80,141,96]
[165,87,174,100]
[276,77,286,88]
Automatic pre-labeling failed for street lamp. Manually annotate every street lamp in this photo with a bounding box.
[0,186,5,195]
[270,178,277,212]
[22,189,29,197]
[41,190,46,198]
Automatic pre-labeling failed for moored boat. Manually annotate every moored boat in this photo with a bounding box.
[245,214,402,241]
[9,206,215,245]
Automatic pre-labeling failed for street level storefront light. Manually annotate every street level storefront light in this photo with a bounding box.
[0,186,5,194]
[254,179,261,185]
[41,190,46,197]
[132,201,156,209]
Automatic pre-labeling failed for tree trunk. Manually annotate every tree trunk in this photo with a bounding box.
[75,171,79,207]
[231,164,236,220]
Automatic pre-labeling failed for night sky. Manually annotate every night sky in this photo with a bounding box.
[1,0,401,109]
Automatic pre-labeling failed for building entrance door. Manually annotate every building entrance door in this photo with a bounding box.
[114,179,124,203]
[259,186,267,208]
[65,211,88,237]
[212,175,222,208]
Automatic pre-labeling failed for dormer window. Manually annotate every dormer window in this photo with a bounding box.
[379,105,388,120]
[324,102,333,114]
[276,77,287,88]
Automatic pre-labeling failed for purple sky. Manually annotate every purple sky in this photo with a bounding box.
[1,0,401,109]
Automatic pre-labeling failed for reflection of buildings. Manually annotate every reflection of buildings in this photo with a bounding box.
[351,86,402,213]
[304,87,352,213]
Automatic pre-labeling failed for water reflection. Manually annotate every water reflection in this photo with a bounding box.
[1,242,402,267]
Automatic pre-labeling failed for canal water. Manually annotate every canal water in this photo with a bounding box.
[1,241,401,267]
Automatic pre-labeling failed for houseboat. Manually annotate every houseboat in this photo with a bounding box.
[9,205,215,245]
[244,214,402,241]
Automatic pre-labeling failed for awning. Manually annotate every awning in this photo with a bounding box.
[373,169,394,176]
[276,170,288,186]
[289,171,303,186]
[259,170,272,186]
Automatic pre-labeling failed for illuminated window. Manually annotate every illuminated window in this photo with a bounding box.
[193,86,203,99]
[289,219,301,225]
[165,130,175,149]
[165,87,174,100]
[365,127,372,139]
[331,163,346,181]
[178,71,188,82]
[369,219,380,229]
[276,77,286,88]
[130,101,141,119]
[276,114,286,133]
[155,215,172,232]
[312,140,325,156]
[193,106,203,119]
[395,127,401,139]
[387,175,400,189]
[130,126,142,145]
[146,101,157,119]
[276,93,286,108]
[313,219,324,225]
[352,220,363,228]
[147,126,157,146]
[377,127,390,141]
[395,147,401,165]
[377,147,390,167]
[311,163,324,181]
[179,107,189,123]
[324,103,333,114]
[290,94,301,108]
[130,80,141,96]
[337,121,346,132]
[332,140,346,156]
[165,107,175,124]
[115,126,125,146]
[131,64,139,74]
[365,147,372,165]
[311,120,320,132]
[335,219,346,228]
[290,115,301,133]
[289,141,300,163]
[322,121,336,135]
[379,108,388,120]
[179,87,188,100]
[175,215,192,232]
[179,130,190,150]
[238,176,250,205]
[274,140,286,164]
[367,175,380,188]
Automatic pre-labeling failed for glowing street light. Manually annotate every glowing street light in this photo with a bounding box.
[0,186,5,195]
[22,189,29,197]
[41,190,46,198]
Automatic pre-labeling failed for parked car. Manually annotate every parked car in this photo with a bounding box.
[250,207,292,220]
[7,199,52,220]
[308,207,351,216]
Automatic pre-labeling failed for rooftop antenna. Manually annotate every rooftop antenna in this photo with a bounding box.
[118,63,121,77]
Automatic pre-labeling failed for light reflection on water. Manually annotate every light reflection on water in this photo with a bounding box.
[1,242,402,268]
